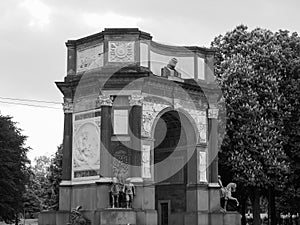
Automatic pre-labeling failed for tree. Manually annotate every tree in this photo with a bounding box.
[0,114,31,223]
[212,25,300,225]
[23,156,51,216]
[44,145,63,210]
[276,62,300,216]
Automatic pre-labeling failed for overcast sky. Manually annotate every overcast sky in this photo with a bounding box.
[0,0,299,162]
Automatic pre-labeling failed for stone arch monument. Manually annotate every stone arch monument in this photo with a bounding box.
[39,28,241,225]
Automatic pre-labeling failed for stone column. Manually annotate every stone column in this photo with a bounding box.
[59,98,73,211]
[99,94,113,177]
[207,106,222,218]
[62,98,73,180]
[65,40,76,75]
[129,94,143,178]
[208,107,219,183]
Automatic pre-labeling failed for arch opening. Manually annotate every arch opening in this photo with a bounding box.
[153,110,196,225]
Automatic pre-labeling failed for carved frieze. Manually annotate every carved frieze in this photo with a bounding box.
[108,41,134,62]
[142,100,170,137]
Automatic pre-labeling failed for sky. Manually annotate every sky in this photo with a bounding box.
[0,0,300,162]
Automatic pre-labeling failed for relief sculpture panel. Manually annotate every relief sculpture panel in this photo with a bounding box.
[77,44,104,73]
[72,110,101,179]
[112,149,129,182]
[188,109,207,143]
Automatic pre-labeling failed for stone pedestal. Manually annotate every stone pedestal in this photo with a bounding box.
[223,212,241,225]
[98,209,136,225]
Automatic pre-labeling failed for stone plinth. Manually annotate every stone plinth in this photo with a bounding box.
[99,209,136,225]
[223,212,241,225]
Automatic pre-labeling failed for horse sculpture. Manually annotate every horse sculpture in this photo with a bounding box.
[219,176,239,211]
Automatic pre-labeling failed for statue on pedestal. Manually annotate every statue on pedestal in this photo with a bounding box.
[218,176,239,211]
[110,177,122,208]
[161,58,181,78]
[123,179,135,208]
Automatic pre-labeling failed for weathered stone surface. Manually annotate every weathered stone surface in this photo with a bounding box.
[99,209,136,225]
[223,212,241,225]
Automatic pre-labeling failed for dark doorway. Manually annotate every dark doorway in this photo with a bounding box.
[158,200,170,225]
[154,110,190,225]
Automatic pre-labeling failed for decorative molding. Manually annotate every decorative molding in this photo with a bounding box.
[129,94,144,106]
[60,179,100,186]
[63,98,73,113]
[142,145,151,179]
[98,94,113,106]
[127,177,143,183]
[189,109,207,144]
[208,183,221,188]
[199,151,207,183]
[208,108,219,119]
[142,101,170,137]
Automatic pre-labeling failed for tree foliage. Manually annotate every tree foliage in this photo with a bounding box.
[44,145,63,210]
[0,114,31,222]
[212,25,300,223]
[23,146,63,214]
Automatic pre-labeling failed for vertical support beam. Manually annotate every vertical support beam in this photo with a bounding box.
[129,94,143,178]
[65,40,76,75]
[62,98,73,180]
[99,94,113,177]
[208,107,219,183]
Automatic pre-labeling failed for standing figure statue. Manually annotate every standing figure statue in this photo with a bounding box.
[219,176,239,211]
[123,179,135,208]
[110,177,121,208]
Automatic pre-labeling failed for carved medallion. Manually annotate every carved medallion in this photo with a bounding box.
[108,41,134,62]
[73,122,100,169]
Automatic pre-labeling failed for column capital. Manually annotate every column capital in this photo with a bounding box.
[129,94,144,106]
[98,94,113,106]
[62,98,73,113]
[208,108,219,119]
